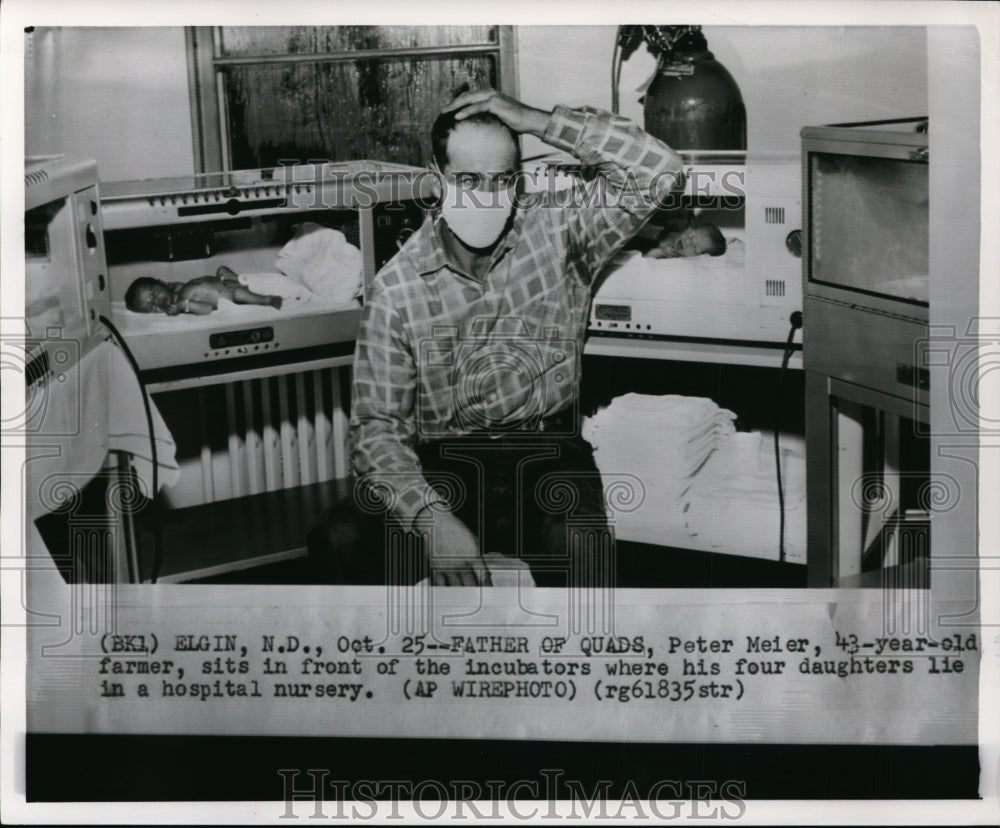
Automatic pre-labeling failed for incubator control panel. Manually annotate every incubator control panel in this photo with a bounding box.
[203,326,280,360]
[209,326,274,350]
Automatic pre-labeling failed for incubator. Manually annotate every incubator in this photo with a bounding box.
[25,156,110,369]
[101,162,432,374]
[585,151,804,346]
[91,163,433,580]
[803,117,929,317]
[800,117,931,587]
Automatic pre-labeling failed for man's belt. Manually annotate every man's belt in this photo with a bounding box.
[464,407,579,438]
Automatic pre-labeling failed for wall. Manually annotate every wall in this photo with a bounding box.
[24,27,194,180]
[927,25,981,599]
[517,26,927,158]
[516,27,615,159]
[24,25,927,179]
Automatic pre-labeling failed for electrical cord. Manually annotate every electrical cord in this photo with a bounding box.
[98,314,162,582]
[611,35,622,114]
[774,311,803,563]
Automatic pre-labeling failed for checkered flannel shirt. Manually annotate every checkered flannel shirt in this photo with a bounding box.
[350,104,683,529]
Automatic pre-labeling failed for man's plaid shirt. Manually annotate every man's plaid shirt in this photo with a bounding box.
[350,104,683,529]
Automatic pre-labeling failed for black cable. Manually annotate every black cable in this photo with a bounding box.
[98,314,161,582]
[611,35,622,114]
[774,311,803,563]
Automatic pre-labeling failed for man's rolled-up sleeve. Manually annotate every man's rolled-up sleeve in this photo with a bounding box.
[543,105,685,279]
[349,283,444,531]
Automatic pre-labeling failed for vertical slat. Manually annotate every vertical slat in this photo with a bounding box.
[331,366,349,479]
[860,412,883,557]
[882,413,902,568]
[197,387,215,502]
[358,207,376,300]
[242,379,261,495]
[261,377,278,491]
[497,26,518,97]
[313,370,331,481]
[215,66,232,173]
[806,373,834,586]
[185,27,224,174]
[835,400,864,581]
[225,382,242,498]
[277,374,297,488]
[294,372,314,485]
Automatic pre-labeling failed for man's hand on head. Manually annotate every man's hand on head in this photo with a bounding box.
[422,508,493,587]
[444,89,550,138]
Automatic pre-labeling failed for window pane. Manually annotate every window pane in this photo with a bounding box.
[224,56,497,168]
[218,26,497,57]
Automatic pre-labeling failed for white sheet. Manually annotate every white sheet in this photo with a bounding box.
[237,272,317,302]
[594,239,747,304]
[684,431,807,563]
[25,339,180,521]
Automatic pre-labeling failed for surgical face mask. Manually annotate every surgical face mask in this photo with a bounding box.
[440,178,514,249]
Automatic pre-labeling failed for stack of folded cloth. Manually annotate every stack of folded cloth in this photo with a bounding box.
[276,222,363,305]
[684,431,807,562]
[582,394,737,543]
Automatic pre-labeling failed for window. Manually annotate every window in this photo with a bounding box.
[186,26,516,172]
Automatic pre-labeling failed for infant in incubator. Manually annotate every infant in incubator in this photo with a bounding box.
[645,221,727,259]
[125,266,283,315]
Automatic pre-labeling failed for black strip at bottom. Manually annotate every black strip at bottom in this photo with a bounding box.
[26,735,979,803]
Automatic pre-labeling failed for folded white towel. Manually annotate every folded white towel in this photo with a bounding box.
[582,393,740,547]
[583,395,736,474]
[276,223,362,304]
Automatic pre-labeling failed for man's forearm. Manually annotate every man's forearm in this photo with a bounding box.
[544,105,683,192]
[520,107,552,140]
[350,422,446,533]
[538,104,683,277]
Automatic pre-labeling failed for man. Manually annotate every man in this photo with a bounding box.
[308,89,683,587]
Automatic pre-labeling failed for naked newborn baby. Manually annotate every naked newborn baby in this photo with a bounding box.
[125,266,282,315]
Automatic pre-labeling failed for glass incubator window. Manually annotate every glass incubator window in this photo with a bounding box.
[809,153,929,306]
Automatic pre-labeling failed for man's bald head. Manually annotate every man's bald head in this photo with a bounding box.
[431,110,520,175]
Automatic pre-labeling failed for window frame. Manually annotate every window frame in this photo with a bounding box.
[185,26,519,173]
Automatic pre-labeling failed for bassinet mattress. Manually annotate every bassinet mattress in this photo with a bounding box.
[109,272,362,371]
[594,240,747,304]
[110,272,359,337]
